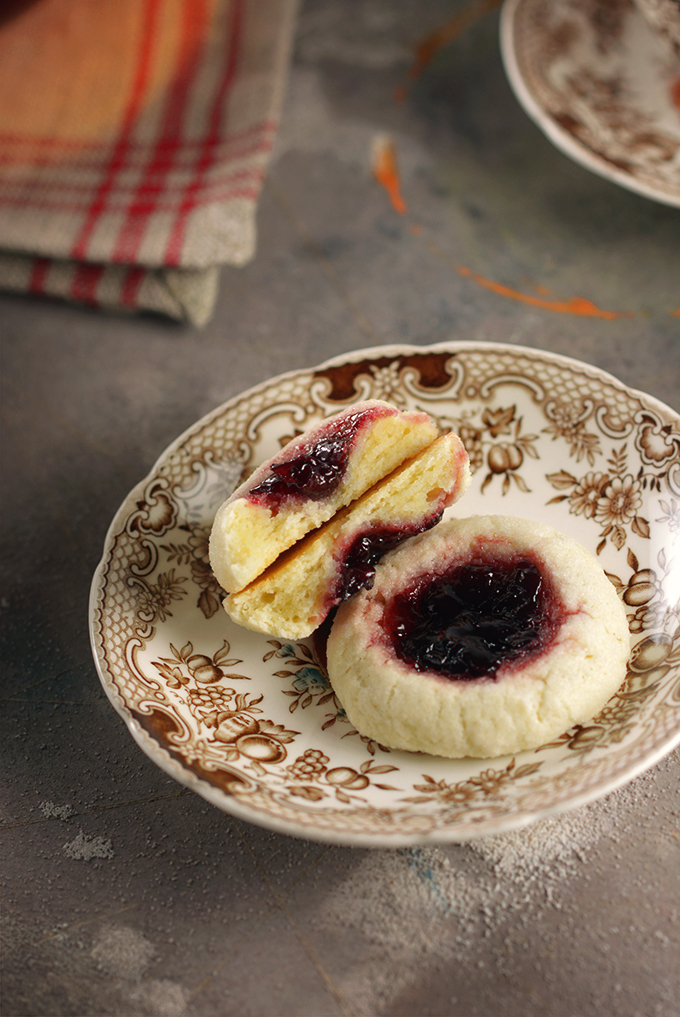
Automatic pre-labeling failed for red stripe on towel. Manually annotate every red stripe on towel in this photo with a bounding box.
[121,265,147,307]
[28,257,50,294]
[69,0,161,265]
[111,0,211,264]
[71,263,105,305]
[164,0,244,266]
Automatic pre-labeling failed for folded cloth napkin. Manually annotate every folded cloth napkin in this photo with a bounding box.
[0,0,297,325]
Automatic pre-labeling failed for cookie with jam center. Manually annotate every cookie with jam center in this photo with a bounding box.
[326,515,630,759]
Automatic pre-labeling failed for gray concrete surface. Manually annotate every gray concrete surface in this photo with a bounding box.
[2,1,679,1015]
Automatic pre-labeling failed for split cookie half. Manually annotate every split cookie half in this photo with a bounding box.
[225,433,471,639]
[209,400,439,594]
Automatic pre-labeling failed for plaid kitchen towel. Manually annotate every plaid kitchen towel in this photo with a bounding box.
[0,0,297,326]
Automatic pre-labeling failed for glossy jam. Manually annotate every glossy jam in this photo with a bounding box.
[335,512,442,602]
[387,556,560,680]
[249,407,385,506]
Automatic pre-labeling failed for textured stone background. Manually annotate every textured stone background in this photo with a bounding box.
[2,2,679,1015]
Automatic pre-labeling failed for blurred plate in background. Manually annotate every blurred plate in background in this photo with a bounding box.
[501,0,680,206]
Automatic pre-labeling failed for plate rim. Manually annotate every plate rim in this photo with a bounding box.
[499,0,680,209]
[89,340,680,846]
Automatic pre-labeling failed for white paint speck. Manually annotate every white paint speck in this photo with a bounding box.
[131,979,191,1017]
[63,830,113,860]
[40,801,73,820]
[91,926,155,981]
[91,928,190,1016]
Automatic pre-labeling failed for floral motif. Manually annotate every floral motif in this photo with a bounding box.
[547,445,650,553]
[544,635,680,755]
[457,423,484,472]
[569,471,605,518]
[152,642,299,771]
[482,434,536,494]
[292,666,331,698]
[606,548,679,637]
[657,498,680,534]
[339,727,393,757]
[483,405,515,438]
[435,404,538,494]
[543,399,601,464]
[544,543,680,756]
[595,474,643,528]
[152,639,248,689]
[267,641,395,755]
[206,701,299,771]
[133,569,187,624]
[369,362,408,406]
[162,523,223,619]
[287,748,330,781]
[402,758,543,810]
[266,641,347,729]
[284,752,400,804]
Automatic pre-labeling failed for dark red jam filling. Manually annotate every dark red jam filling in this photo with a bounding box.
[335,513,443,602]
[386,556,560,680]
[248,407,386,507]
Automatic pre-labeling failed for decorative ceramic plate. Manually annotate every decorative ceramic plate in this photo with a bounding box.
[89,343,680,846]
[500,0,680,207]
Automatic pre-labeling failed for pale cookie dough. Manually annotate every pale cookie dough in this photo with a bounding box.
[225,433,471,639]
[326,515,630,759]
[209,400,438,593]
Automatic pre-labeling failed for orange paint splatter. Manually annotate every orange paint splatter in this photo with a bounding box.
[407,0,502,83]
[455,265,633,319]
[670,76,680,111]
[372,134,408,214]
[671,306,680,317]
[410,222,422,235]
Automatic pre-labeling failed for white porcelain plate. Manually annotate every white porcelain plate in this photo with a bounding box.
[500,0,680,206]
[90,343,680,846]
